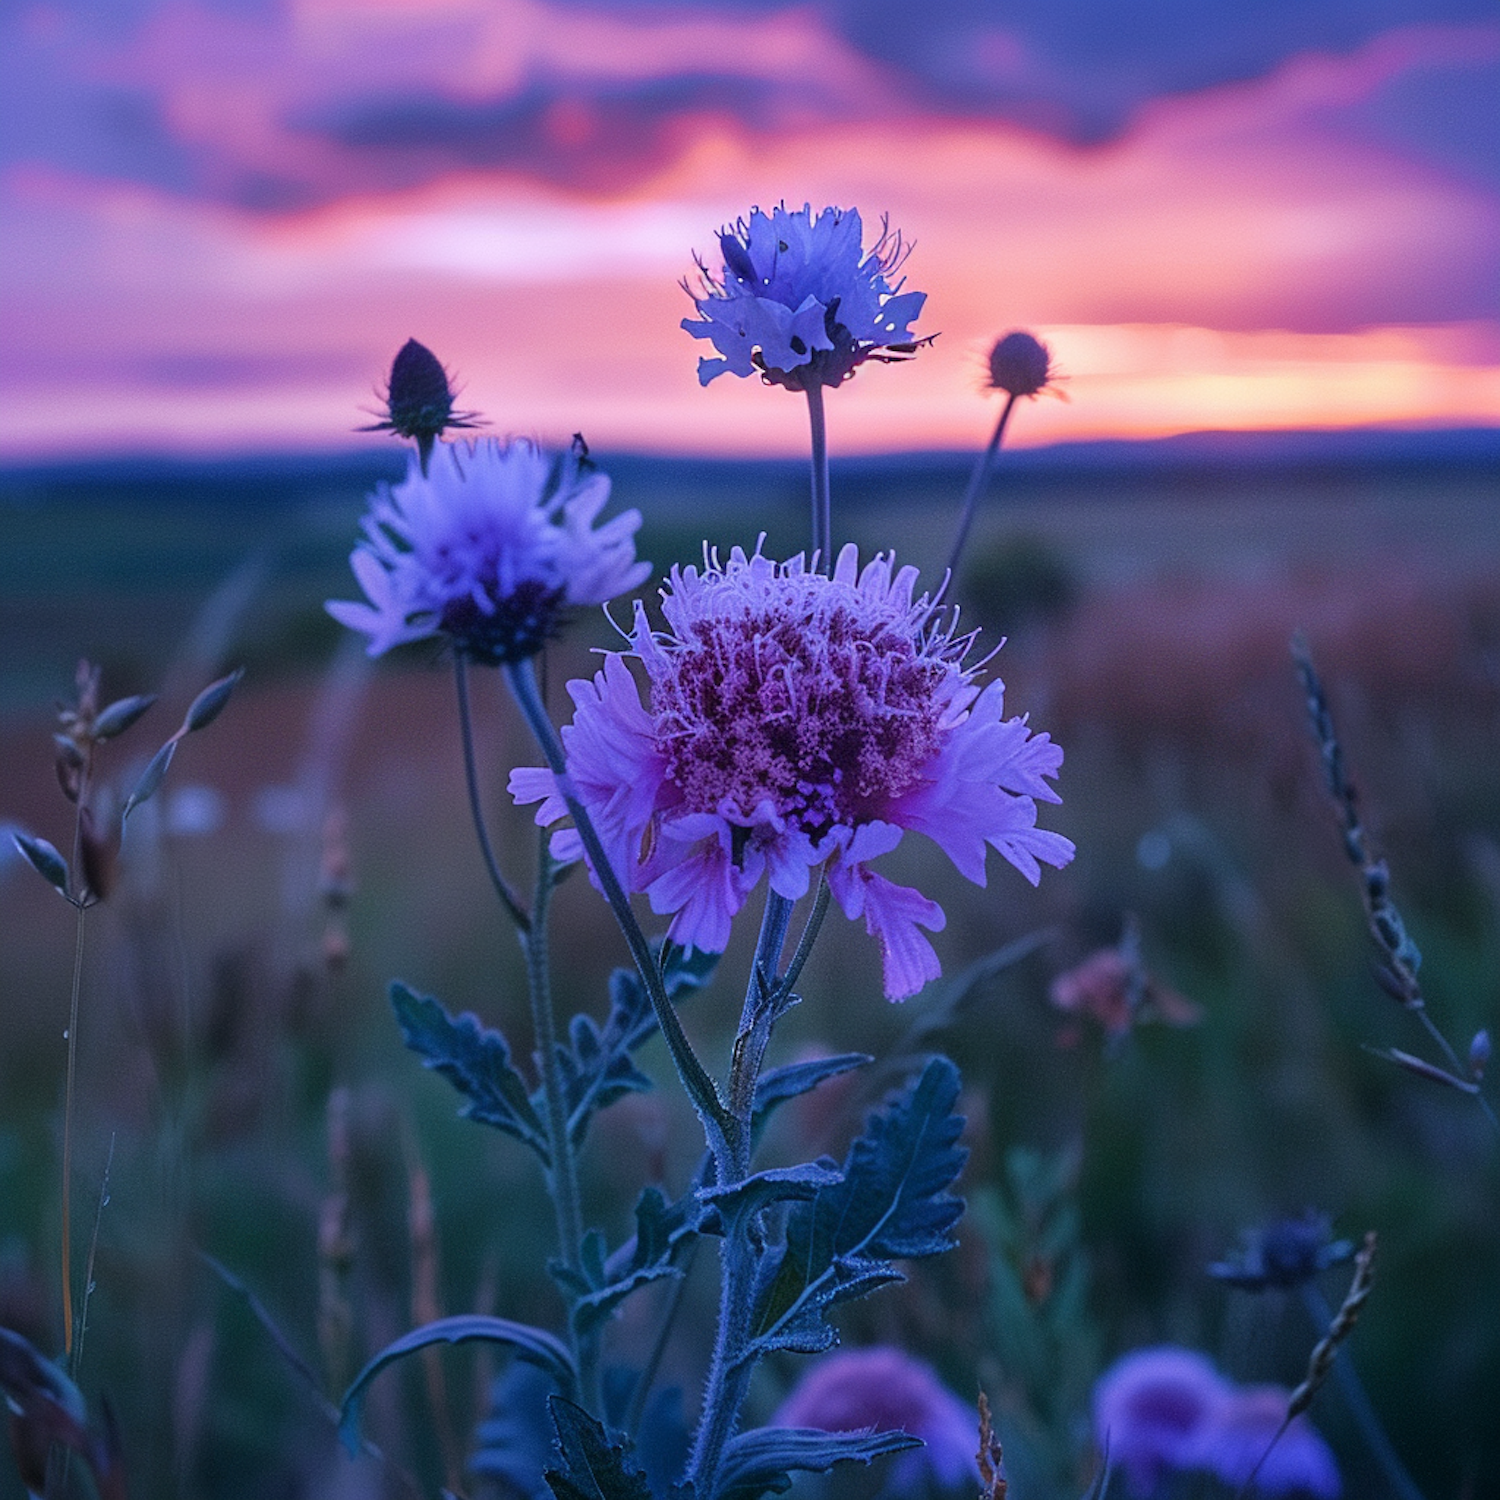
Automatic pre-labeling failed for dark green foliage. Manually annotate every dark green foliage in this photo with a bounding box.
[391,981,550,1161]
[750,1052,870,1143]
[716,1425,922,1500]
[544,1398,682,1500]
[751,1057,967,1358]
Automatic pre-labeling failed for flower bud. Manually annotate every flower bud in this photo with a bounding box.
[1469,1028,1491,1081]
[987,331,1053,398]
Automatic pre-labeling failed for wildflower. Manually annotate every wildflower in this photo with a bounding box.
[1209,1214,1356,1293]
[360,338,481,470]
[771,1347,980,1497]
[986,332,1054,399]
[682,205,928,391]
[1191,1385,1341,1498]
[1092,1346,1230,1497]
[510,544,1071,1000]
[326,438,650,664]
[1048,945,1200,1043]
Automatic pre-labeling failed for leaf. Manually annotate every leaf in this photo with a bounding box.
[392,983,549,1161]
[543,1397,677,1500]
[699,1163,843,1230]
[558,948,719,1147]
[338,1315,575,1455]
[751,1053,871,1142]
[750,1057,967,1359]
[182,667,243,733]
[122,739,177,820]
[12,832,70,896]
[717,1426,922,1500]
[473,1361,561,1500]
[557,1186,703,1339]
[92,693,157,741]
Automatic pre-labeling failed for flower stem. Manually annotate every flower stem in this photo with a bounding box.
[522,829,598,1406]
[727,893,794,1153]
[60,901,86,1365]
[944,391,1018,589]
[805,385,831,572]
[453,655,531,933]
[503,657,730,1157]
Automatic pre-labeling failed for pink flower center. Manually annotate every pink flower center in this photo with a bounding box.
[651,598,947,837]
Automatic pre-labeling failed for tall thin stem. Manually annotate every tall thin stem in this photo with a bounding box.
[805,386,831,572]
[522,830,598,1403]
[503,657,729,1159]
[453,655,530,933]
[944,391,1018,589]
[60,903,86,1364]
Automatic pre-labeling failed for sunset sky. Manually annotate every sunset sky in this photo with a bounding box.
[2,0,1497,458]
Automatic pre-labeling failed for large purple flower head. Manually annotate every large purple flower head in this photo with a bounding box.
[1093,1346,1230,1497]
[510,543,1072,999]
[681,204,928,391]
[327,437,650,663]
[1191,1385,1341,1498]
[771,1347,980,1497]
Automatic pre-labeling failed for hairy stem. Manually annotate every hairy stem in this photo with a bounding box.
[944,391,1018,590]
[453,655,530,932]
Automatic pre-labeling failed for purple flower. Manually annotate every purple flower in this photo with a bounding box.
[1191,1385,1341,1498]
[327,438,649,663]
[681,204,928,391]
[771,1347,980,1496]
[510,544,1072,999]
[1092,1346,1230,1497]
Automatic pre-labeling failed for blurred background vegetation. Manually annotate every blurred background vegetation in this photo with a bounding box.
[2,440,1497,1498]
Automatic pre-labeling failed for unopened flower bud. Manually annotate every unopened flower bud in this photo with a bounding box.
[987,331,1053,398]
[361,339,481,471]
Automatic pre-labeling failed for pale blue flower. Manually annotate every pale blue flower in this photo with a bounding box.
[327,438,649,664]
[682,204,928,390]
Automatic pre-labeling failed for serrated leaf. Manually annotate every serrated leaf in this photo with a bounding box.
[699,1163,843,1229]
[12,833,70,896]
[751,1053,870,1143]
[338,1315,574,1456]
[392,982,550,1161]
[717,1425,922,1500]
[544,1397,668,1500]
[92,694,156,740]
[750,1057,967,1359]
[122,739,177,820]
[182,668,243,733]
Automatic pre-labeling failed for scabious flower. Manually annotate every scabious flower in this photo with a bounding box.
[1092,1346,1230,1497]
[986,331,1055,400]
[1192,1386,1341,1498]
[326,438,650,663]
[681,204,928,390]
[1208,1213,1356,1293]
[771,1347,980,1497]
[510,543,1072,999]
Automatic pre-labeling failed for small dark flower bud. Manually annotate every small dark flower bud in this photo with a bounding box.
[361,339,482,472]
[92,693,156,741]
[987,331,1053,398]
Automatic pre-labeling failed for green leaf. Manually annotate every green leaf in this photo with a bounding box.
[544,1398,675,1500]
[717,1425,921,1500]
[750,1057,967,1358]
[182,668,243,733]
[391,983,550,1161]
[11,833,69,896]
[122,739,177,820]
[338,1316,575,1455]
[92,694,156,740]
[751,1053,870,1142]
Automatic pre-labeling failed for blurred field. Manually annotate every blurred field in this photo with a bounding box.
[2,440,1499,1499]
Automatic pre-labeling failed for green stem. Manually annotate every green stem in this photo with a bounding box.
[453,655,530,933]
[503,657,730,1160]
[60,903,85,1366]
[805,386,831,572]
[944,391,1018,589]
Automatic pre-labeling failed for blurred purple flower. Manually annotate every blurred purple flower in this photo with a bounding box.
[771,1347,979,1497]
[682,204,928,391]
[327,438,649,663]
[1209,1213,1355,1293]
[1191,1385,1341,1498]
[511,543,1071,998]
[1092,1346,1230,1497]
